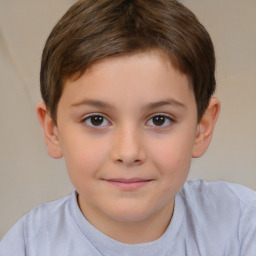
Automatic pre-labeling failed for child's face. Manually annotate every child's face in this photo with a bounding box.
[40,50,217,238]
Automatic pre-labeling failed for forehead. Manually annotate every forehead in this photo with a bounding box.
[67,49,189,84]
[60,51,195,111]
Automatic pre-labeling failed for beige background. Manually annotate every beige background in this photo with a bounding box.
[0,0,255,239]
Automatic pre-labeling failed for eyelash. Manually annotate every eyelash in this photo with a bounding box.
[81,113,174,128]
[146,114,174,128]
[82,113,111,128]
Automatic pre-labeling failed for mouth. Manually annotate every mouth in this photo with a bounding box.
[103,178,153,191]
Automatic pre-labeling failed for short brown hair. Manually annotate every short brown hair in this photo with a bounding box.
[40,0,216,123]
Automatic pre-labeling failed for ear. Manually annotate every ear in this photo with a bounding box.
[36,101,63,159]
[192,97,220,158]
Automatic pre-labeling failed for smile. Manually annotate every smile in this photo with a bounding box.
[103,178,153,191]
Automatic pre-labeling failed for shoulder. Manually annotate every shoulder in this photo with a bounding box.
[24,194,74,244]
[0,194,72,255]
[25,194,71,226]
[179,179,256,230]
[180,179,256,234]
[178,179,256,254]
[181,179,256,206]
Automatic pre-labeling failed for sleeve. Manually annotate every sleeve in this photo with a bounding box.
[0,216,27,256]
[239,200,256,256]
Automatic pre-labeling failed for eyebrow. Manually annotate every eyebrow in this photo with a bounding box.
[71,99,113,109]
[144,99,187,110]
[71,98,186,110]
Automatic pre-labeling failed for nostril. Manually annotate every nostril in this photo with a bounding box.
[115,158,143,166]
[116,159,123,163]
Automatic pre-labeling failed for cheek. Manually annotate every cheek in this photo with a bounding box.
[61,135,109,179]
[153,143,192,200]
[148,132,195,177]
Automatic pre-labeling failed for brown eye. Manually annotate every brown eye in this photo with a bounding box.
[146,115,173,127]
[152,116,166,126]
[91,116,104,126]
[84,115,110,127]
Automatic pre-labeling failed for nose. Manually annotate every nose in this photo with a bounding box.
[111,126,146,167]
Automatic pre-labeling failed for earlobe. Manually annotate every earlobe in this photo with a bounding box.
[192,97,220,158]
[36,101,63,159]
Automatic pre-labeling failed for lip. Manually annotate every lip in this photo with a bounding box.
[103,178,153,191]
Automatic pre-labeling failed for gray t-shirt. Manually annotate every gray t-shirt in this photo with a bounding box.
[1,179,256,256]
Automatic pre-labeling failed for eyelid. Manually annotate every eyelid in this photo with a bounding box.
[80,112,174,128]
[81,112,106,120]
[81,113,112,127]
[145,113,175,127]
[149,113,174,119]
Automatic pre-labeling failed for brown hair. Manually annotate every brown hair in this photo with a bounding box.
[40,0,216,123]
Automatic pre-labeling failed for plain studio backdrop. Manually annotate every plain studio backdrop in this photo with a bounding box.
[0,0,255,239]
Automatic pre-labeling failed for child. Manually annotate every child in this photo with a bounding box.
[0,0,255,255]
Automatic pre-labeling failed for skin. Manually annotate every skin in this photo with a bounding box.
[37,50,220,244]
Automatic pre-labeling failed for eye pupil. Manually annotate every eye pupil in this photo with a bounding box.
[153,116,165,126]
[91,116,104,126]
